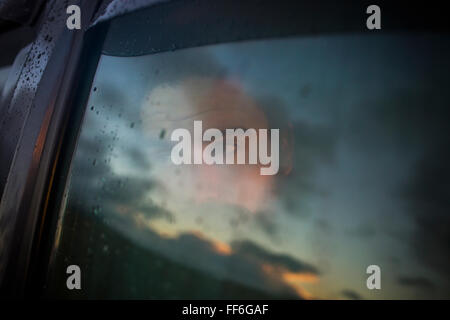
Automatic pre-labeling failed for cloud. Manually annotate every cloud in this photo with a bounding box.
[115,214,320,299]
[403,146,450,277]
[253,210,279,239]
[341,289,362,300]
[66,121,321,301]
[124,146,152,171]
[314,218,333,234]
[348,78,450,290]
[397,276,435,291]
[347,223,376,239]
[277,119,337,218]
[231,239,319,275]
[68,101,173,224]
[387,87,450,280]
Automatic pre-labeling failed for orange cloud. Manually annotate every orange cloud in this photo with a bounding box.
[261,263,319,299]
[212,241,232,256]
[282,271,319,284]
[190,230,232,256]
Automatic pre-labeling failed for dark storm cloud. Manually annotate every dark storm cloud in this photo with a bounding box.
[369,82,450,278]
[341,289,362,300]
[397,276,436,291]
[137,201,174,222]
[231,239,319,275]
[350,87,450,153]
[403,145,450,276]
[344,52,450,281]
[116,218,319,298]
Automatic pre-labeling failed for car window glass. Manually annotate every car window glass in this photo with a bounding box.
[43,34,450,299]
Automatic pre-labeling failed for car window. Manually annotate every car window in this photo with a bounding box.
[41,31,450,299]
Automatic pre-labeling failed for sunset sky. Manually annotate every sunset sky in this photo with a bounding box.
[63,32,450,299]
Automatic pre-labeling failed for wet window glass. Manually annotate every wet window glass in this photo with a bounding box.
[43,34,450,299]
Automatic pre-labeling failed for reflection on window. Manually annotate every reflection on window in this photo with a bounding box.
[44,34,450,299]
